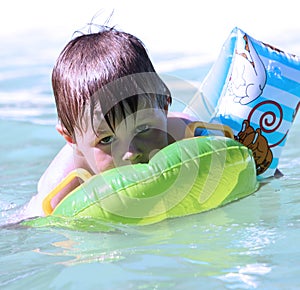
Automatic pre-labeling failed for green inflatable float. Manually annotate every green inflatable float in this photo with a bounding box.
[23,122,258,230]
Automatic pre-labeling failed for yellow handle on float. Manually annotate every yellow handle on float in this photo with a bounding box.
[185,121,234,139]
[42,168,92,216]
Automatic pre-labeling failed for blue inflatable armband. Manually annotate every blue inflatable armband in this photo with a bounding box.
[196,27,300,177]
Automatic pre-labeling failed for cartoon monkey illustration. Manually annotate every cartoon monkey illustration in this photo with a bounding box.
[235,120,273,175]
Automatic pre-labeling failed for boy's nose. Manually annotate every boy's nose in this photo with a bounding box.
[121,139,144,163]
[122,151,142,163]
[119,136,146,164]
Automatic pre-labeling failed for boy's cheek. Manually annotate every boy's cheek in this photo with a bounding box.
[92,154,116,174]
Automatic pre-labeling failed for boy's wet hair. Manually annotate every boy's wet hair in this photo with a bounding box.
[52,26,171,139]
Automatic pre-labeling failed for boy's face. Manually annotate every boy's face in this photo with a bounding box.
[73,100,169,174]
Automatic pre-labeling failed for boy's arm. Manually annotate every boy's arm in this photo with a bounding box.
[23,144,80,218]
[37,144,78,197]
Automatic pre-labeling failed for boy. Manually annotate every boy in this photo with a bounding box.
[23,26,201,218]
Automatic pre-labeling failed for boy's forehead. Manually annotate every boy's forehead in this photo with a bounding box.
[90,106,108,130]
[91,97,160,129]
[93,95,157,116]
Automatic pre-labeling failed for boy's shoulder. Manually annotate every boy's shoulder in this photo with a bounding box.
[167,112,196,141]
[167,111,197,122]
[167,112,208,141]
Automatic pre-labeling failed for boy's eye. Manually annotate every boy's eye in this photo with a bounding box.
[99,135,114,145]
[136,124,150,134]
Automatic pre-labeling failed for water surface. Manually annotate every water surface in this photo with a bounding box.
[1,24,300,290]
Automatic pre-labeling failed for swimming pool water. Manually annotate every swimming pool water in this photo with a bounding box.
[1,33,300,290]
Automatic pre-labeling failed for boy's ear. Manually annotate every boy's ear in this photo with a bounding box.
[56,124,75,144]
[164,96,171,112]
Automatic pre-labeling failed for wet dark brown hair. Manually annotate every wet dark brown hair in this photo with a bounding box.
[52,26,171,139]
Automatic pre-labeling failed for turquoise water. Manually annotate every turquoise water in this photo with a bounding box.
[1,35,300,290]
